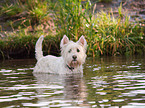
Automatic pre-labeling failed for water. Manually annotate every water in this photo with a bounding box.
[0,56,145,108]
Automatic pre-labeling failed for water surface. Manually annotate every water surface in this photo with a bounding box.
[0,56,145,108]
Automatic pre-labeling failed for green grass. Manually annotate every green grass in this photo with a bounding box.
[55,0,93,40]
[0,0,144,59]
[83,10,144,56]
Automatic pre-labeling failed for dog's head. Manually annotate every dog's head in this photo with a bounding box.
[60,35,87,69]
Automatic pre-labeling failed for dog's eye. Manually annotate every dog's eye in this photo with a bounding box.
[68,49,72,53]
[77,48,80,52]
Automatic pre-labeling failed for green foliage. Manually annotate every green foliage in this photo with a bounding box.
[0,3,22,16]
[0,0,144,59]
[0,0,50,28]
[28,0,49,24]
[54,0,91,40]
[118,3,123,18]
[84,11,144,56]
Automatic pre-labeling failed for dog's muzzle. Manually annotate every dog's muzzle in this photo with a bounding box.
[72,55,77,61]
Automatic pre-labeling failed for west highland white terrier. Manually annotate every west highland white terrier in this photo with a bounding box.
[33,35,87,74]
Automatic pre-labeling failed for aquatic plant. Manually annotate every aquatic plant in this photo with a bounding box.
[54,1,144,56]
[53,0,92,40]
[84,10,144,56]
[0,0,144,59]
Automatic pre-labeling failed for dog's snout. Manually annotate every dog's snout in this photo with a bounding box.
[72,55,77,60]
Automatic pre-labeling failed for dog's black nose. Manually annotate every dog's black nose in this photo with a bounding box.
[72,55,77,60]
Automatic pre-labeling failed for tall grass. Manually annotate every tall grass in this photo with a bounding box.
[0,0,144,59]
[53,0,92,40]
[53,1,144,56]
[84,10,144,56]
[0,0,52,29]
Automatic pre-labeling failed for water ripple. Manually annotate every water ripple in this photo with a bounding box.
[0,56,145,107]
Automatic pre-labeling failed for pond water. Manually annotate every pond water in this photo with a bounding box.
[0,56,145,108]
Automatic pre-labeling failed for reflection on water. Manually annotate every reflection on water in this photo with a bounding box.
[0,56,145,108]
[32,73,88,107]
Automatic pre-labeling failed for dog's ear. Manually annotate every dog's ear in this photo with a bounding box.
[78,35,87,49]
[60,35,69,47]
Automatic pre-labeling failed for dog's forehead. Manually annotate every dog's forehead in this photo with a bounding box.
[66,42,82,49]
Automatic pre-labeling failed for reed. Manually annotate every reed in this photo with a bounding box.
[0,0,144,59]
[84,10,144,56]
[53,0,92,40]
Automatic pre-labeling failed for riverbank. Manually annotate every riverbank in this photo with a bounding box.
[0,0,145,59]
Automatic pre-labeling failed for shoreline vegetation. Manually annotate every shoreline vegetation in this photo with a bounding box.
[0,0,145,59]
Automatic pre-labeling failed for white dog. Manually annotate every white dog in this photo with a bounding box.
[33,35,87,74]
